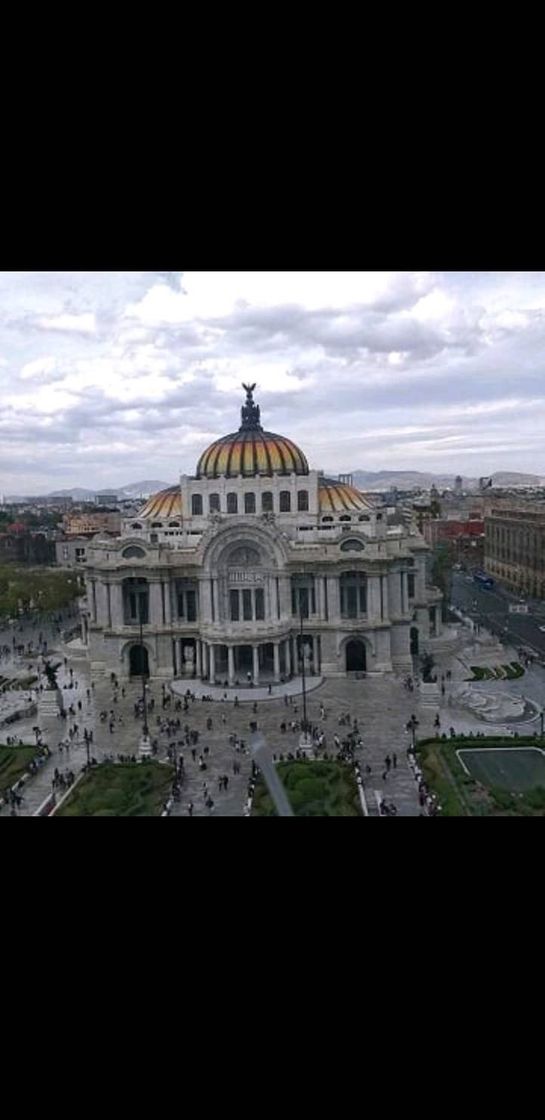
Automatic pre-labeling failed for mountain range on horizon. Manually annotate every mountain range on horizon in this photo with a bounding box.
[3,470,545,503]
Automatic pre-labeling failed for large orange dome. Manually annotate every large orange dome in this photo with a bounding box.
[196,384,309,479]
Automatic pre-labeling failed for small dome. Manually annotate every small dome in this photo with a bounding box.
[196,383,309,479]
[138,486,182,520]
[318,477,373,513]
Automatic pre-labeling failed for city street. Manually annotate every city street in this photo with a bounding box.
[451,571,545,659]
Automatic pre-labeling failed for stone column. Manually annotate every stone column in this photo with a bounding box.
[388,570,402,617]
[381,574,389,620]
[327,576,340,622]
[209,644,216,683]
[279,576,291,619]
[196,639,202,678]
[110,582,124,627]
[201,642,208,680]
[149,581,163,626]
[368,576,382,621]
[273,641,280,683]
[163,580,172,625]
[200,579,213,624]
[228,646,235,687]
[95,580,107,625]
[403,572,410,615]
[285,637,291,676]
[253,645,260,686]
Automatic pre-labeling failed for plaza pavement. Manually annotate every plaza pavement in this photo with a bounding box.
[2,616,543,818]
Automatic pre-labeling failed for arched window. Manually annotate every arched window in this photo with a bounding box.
[244,492,256,514]
[297,490,309,512]
[262,491,274,513]
[322,516,334,523]
[227,493,238,514]
[279,491,291,513]
[169,521,180,528]
[340,571,367,618]
[339,515,352,522]
[151,521,163,529]
[131,522,143,530]
[191,494,203,516]
[209,493,220,513]
[122,546,146,559]
[358,514,370,522]
[340,539,364,552]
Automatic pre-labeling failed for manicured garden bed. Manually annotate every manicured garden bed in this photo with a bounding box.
[468,662,524,681]
[0,745,37,793]
[252,760,362,817]
[416,735,545,817]
[55,760,175,817]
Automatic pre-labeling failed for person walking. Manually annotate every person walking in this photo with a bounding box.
[187,801,194,817]
[385,754,391,772]
[392,752,397,769]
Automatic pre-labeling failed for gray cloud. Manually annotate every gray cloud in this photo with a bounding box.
[1,271,545,491]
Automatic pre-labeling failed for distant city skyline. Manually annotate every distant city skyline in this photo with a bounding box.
[1,270,545,491]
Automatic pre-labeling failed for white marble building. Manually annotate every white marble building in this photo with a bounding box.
[81,386,442,683]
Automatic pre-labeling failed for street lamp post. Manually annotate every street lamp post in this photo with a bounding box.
[138,598,152,756]
[300,604,308,733]
[299,598,312,753]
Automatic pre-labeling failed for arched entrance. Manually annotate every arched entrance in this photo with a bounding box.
[410,626,419,655]
[129,644,149,677]
[346,639,366,673]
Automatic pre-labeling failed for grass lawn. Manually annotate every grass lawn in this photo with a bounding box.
[55,760,175,817]
[417,735,545,816]
[252,760,362,817]
[0,745,37,792]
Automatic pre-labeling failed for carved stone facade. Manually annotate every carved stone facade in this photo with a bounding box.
[81,388,442,681]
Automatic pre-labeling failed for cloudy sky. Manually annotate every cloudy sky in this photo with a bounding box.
[1,270,545,493]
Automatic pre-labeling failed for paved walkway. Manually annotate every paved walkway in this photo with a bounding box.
[170,674,323,704]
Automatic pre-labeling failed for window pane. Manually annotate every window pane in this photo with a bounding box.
[300,587,309,619]
[408,574,415,598]
[243,589,252,620]
[227,493,238,514]
[230,589,239,621]
[177,593,184,618]
[244,492,256,514]
[262,492,274,512]
[297,490,309,512]
[255,588,265,620]
[280,491,291,512]
[347,587,357,618]
[359,583,367,613]
[209,493,220,513]
[191,494,203,516]
[291,587,297,615]
[186,590,196,622]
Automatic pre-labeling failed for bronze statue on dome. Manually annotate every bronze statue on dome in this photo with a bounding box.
[240,382,262,430]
